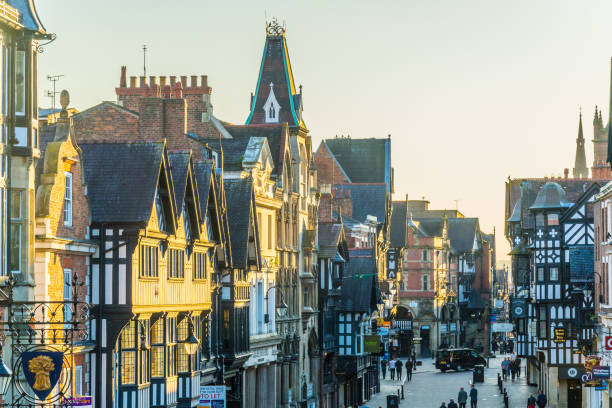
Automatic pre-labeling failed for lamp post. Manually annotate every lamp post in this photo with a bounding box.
[181,317,200,356]
[264,285,288,325]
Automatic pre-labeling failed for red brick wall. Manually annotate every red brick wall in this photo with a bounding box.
[73,104,138,144]
[313,142,350,186]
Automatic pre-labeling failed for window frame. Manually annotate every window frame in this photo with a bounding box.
[139,245,159,278]
[193,251,207,280]
[9,190,23,273]
[167,249,185,279]
[64,171,73,227]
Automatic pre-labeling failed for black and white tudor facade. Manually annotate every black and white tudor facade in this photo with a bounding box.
[507,180,599,405]
[81,141,225,408]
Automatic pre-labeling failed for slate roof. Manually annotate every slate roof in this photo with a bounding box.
[448,218,479,254]
[204,138,251,172]
[530,182,573,210]
[569,245,594,282]
[193,161,213,219]
[80,142,165,224]
[224,178,255,269]
[390,201,407,247]
[35,124,57,184]
[318,222,344,259]
[414,218,445,237]
[335,183,387,223]
[222,124,287,176]
[168,152,190,212]
[337,275,377,313]
[324,138,390,188]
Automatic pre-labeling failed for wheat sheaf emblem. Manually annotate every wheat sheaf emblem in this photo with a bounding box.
[28,355,55,391]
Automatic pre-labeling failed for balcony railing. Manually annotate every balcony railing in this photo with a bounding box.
[0,2,19,25]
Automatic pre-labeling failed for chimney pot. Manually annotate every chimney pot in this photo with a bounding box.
[139,76,147,87]
[149,76,157,86]
[170,75,176,85]
[160,76,167,86]
[191,75,197,87]
[120,66,127,88]
[564,168,569,179]
[180,76,187,87]
[129,76,137,88]
[201,75,208,88]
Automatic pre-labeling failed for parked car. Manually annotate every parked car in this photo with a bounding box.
[435,348,486,372]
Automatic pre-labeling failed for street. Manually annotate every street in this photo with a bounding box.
[366,355,537,408]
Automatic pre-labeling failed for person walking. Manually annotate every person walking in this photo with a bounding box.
[439,403,447,408]
[389,358,396,380]
[527,394,536,408]
[396,358,403,381]
[501,358,509,380]
[469,384,478,408]
[381,358,387,380]
[448,399,458,408]
[411,349,417,369]
[536,390,547,408]
[405,359,413,381]
[457,387,468,408]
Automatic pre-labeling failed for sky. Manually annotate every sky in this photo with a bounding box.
[35,0,612,263]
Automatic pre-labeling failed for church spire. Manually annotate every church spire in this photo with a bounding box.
[574,110,588,178]
[245,18,305,128]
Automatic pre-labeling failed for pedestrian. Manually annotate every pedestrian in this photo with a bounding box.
[405,359,413,381]
[527,394,536,408]
[510,359,516,380]
[396,358,403,381]
[448,399,458,408]
[439,403,447,408]
[389,358,396,380]
[469,384,478,408]
[381,358,387,380]
[411,349,417,369]
[515,358,521,378]
[501,358,510,380]
[457,387,468,408]
[536,390,547,408]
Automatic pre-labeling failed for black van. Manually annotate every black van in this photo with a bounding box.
[435,348,486,372]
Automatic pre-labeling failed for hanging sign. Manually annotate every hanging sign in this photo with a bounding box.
[21,351,64,401]
[200,385,226,408]
[605,336,612,350]
[593,366,611,379]
[553,328,566,343]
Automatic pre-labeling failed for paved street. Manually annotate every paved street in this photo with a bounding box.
[365,356,537,408]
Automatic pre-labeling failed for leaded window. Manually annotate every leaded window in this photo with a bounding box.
[168,249,184,279]
[140,245,158,278]
[193,252,207,280]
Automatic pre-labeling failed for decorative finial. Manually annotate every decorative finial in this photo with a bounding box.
[59,90,69,119]
[266,17,286,37]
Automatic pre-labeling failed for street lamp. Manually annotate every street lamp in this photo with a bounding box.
[182,318,200,355]
[264,285,288,324]
[0,345,12,395]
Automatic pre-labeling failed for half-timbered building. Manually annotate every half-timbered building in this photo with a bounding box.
[81,141,222,408]
[506,179,601,407]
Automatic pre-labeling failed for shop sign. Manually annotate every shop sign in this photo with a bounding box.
[200,386,226,408]
[593,366,610,379]
[364,335,382,353]
[492,323,514,333]
[605,336,612,350]
[558,365,584,379]
[440,324,448,333]
[64,397,93,407]
[450,323,457,332]
[22,351,65,401]
[596,380,608,390]
[553,328,566,343]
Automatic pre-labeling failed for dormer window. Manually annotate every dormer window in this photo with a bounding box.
[263,82,281,123]
[155,170,172,234]
[182,202,192,243]
[155,188,167,232]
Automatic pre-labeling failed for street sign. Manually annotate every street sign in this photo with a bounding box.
[64,397,93,407]
[200,385,226,408]
[553,328,566,343]
[605,336,612,350]
[512,298,526,318]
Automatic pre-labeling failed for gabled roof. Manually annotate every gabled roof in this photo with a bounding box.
[205,138,252,172]
[245,24,304,127]
[448,218,479,255]
[168,152,190,212]
[338,275,378,313]
[324,137,392,191]
[224,178,258,269]
[193,161,223,244]
[318,222,347,259]
[414,218,445,237]
[335,183,387,223]
[223,124,288,176]
[81,142,169,224]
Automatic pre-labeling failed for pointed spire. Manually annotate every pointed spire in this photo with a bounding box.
[574,109,588,178]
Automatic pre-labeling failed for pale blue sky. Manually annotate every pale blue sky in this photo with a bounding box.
[35,1,612,261]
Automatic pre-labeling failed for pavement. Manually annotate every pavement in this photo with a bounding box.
[363,355,537,408]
